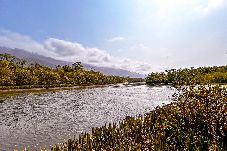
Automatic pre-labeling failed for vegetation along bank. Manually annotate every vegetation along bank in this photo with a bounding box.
[0,53,143,91]
[145,65,227,86]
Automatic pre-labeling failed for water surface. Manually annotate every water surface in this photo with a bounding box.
[0,84,175,150]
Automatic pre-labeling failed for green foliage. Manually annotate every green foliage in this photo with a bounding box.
[72,62,83,70]
[0,53,143,89]
[145,66,227,86]
[0,60,16,86]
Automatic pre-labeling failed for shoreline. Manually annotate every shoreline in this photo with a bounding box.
[0,83,225,94]
[0,82,147,94]
[0,84,110,94]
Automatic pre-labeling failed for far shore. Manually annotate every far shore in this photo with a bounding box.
[0,83,225,95]
[0,84,111,94]
[0,82,148,94]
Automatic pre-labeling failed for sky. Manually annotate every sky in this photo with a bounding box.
[0,0,227,74]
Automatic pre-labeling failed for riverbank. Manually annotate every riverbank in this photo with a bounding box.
[0,82,147,94]
[0,84,110,94]
[145,65,227,86]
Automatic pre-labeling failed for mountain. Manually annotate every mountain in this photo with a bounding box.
[0,46,69,67]
[0,46,144,78]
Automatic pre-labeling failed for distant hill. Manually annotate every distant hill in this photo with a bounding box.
[0,46,144,78]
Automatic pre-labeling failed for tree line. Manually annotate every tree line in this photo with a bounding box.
[0,53,143,89]
[145,66,227,86]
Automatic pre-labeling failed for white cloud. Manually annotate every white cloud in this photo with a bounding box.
[0,29,54,56]
[108,36,125,42]
[44,38,152,73]
[0,30,152,74]
[44,38,86,56]
[45,38,113,65]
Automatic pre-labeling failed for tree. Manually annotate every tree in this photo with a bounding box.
[72,62,83,70]
[0,60,15,86]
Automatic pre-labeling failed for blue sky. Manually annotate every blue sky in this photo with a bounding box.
[0,0,227,73]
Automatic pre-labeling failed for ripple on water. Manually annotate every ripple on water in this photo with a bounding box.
[0,85,176,150]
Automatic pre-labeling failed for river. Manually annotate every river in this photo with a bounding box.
[0,84,176,150]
